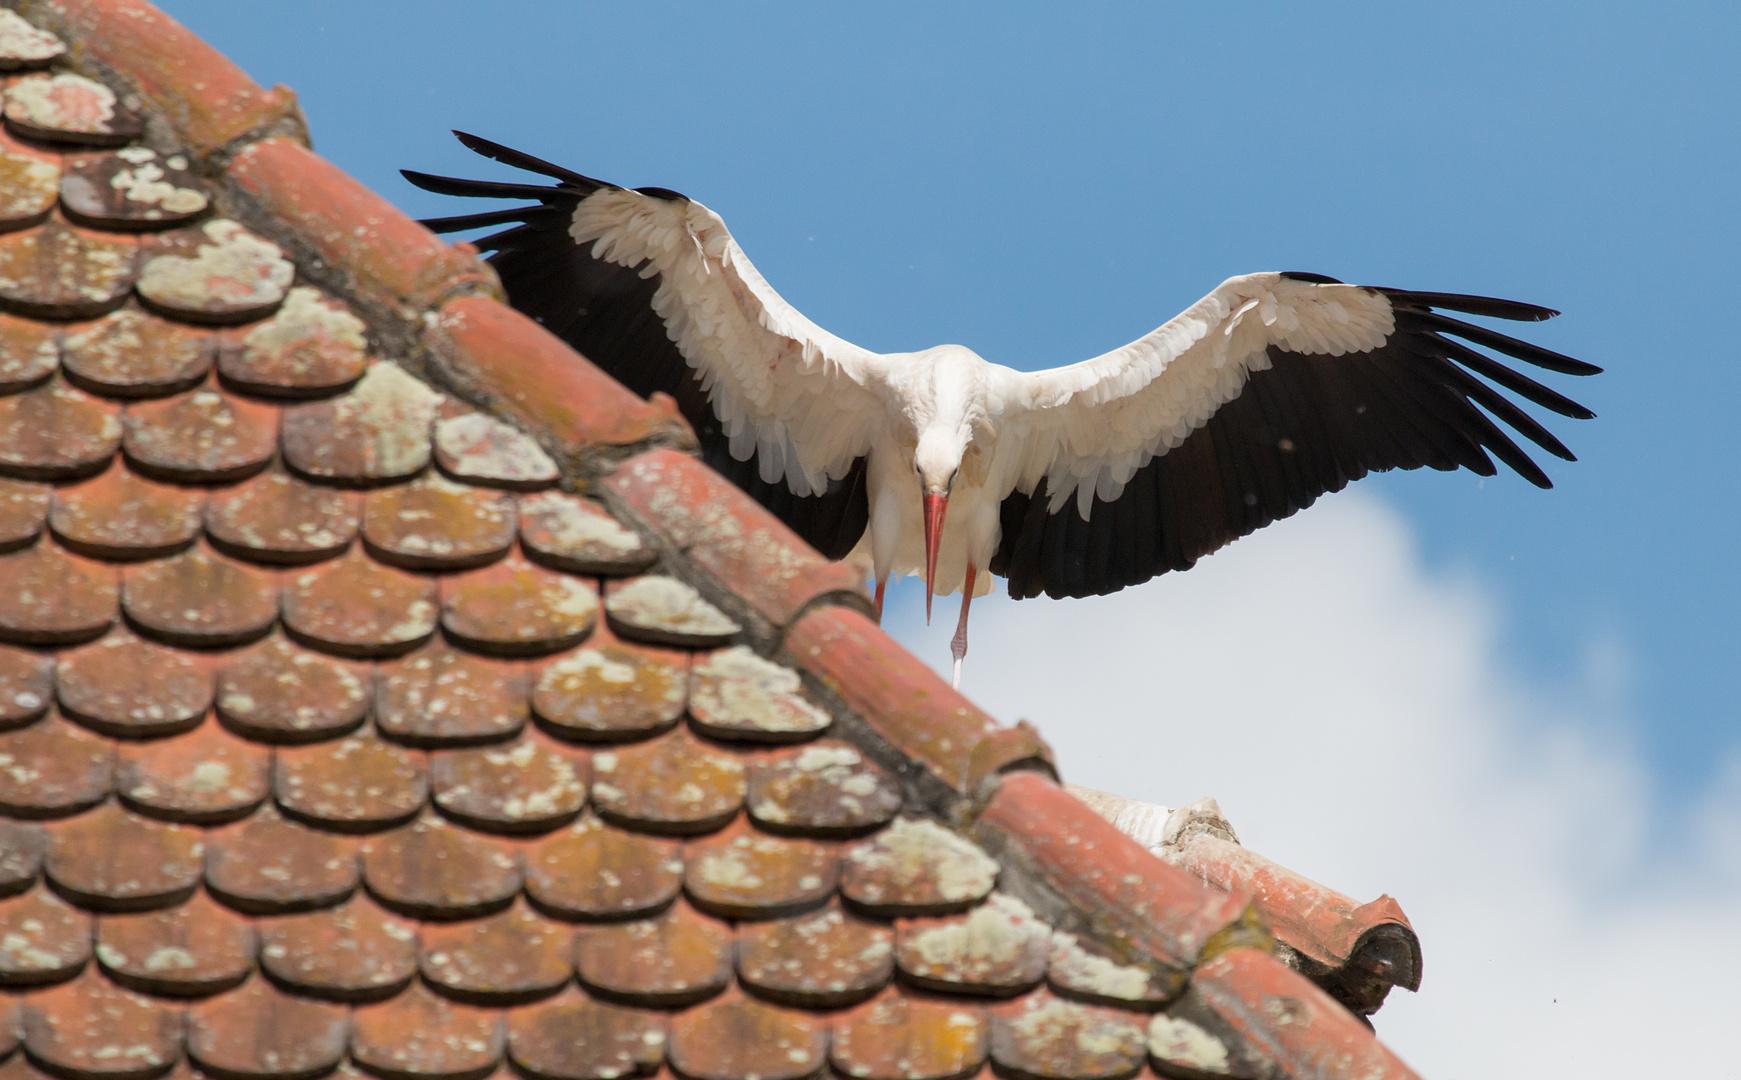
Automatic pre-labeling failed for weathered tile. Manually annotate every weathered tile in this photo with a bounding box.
[684,821,837,920]
[688,647,830,743]
[667,990,826,1080]
[55,629,211,737]
[518,492,653,576]
[61,306,213,397]
[747,741,902,836]
[361,813,522,920]
[841,818,999,916]
[45,802,203,911]
[525,813,683,921]
[218,286,367,397]
[531,634,687,743]
[115,723,269,824]
[281,548,438,658]
[256,891,418,1001]
[281,362,441,484]
[187,977,349,1079]
[0,311,57,393]
[419,898,572,1005]
[434,412,558,491]
[0,476,48,552]
[0,819,46,892]
[604,576,738,649]
[896,894,1050,996]
[122,543,278,647]
[737,900,893,1008]
[0,219,135,319]
[0,642,52,728]
[0,130,57,231]
[0,885,90,986]
[60,148,209,231]
[202,803,359,914]
[19,970,180,1080]
[352,981,505,1080]
[1049,932,1172,1008]
[273,725,427,831]
[1146,1013,1235,1080]
[0,12,65,71]
[574,899,733,1008]
[831,989,990,1080]
[0,376,122,480]
[362,473,515,570]
[376,644,528,747]
[506,988,666,1080]
[95,890,255,996]
[136,220,293,324]
[431,736,588,834]
[215,633,369,743]
[0,542,117,645]
[3,74,141,146]
[589,729,745,836]
[441,554,597,657]
[121,384,277,484]
[49,464,203,560]
[205,467,359,565]
[0,712,112,818]
[989,990,1148,1080]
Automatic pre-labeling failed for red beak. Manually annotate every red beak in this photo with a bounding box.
[923,492,948,625]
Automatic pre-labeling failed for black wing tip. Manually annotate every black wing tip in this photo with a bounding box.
[1280,271,1345,284]
[634,185,690,202]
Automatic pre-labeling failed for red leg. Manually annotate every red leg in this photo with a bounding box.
[873,576,887,623]
[950,564,976,689]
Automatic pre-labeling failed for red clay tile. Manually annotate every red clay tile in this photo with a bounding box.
[0,376,122,480]
[0,542,117,645]
[3,73,141,147]
[896,894,1050,996]
[518,491,653,577]
[431,736,588,834]
[115,723,269,824]
[256,891,418,1001]
[530,634,687,743]
[0,476,49,551]
[19,969,181,1080]
[121,384,277,484]
[122,543,278,647]
[214,633,369,743]
[988,990,1148,1080]
[187,977,350,1080]
[419,897,572,1005]
[376,644,529,747]
[0,311,57,393]
[524,812,683,921]
[831,989,989,1080]
[737,900,893,1007]
[683,820,837,920]
[589,729,745,836]
[0,711,112,817]
[46,802,203,911]
[442,555,598,657]
[135,220,293,325]
[1047,932,1172,1009]
[60,306,213,397]
[0,1000,16,1061]
[667,989,826,1080]
[49,464,203,560]
[59,148,209,232]
[603,576,737,650]
[0,819,46,892]
[281,361,442,484]
[0,219,135,320]
[434,412,558,492]
[55,629,211,737]
[0,642,52,727]
[0,885,90,985]
[0,11,64,69]
[202,803,359,914]
[363,474,515,571]
[352,981,505,1080]
[506,987,666,1080]
[361,813,522,920]
[424,297,675,456]
[281,548,438,658]
[273,725,428,831]
[574,899,733,1008]
[746,741,902,836]
[606,449,869,628]
[217,286,367,398]
[205,467,359,565]
[0,130,58,232]
[95,889,255,996]
[840,818,997,916]
[689,646,830,743]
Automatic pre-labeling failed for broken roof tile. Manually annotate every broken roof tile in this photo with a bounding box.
[361,813,522,920]
[897,893,1050,997]
[272,725,427,831]
[666,990,826,1080]
[114,722,269,825]
[214,633,369,743]
[45,802,204,911]
[0,131,59,231]
[589,728,744,836]
[0,375,122,480]
[0,711,112,818]
[281,548,438,658]
[60,148,209,232]
[0,643,53,728]
[1047,932,1171,1009]
[524,812,683,921]
[518,491,653,577]
[61,306,213,397]
[281,362,441,484]
[49,464,203,561]
[689,647,830,743]
[94,889,255,997]
[736,900,893,1008]
[531,636,687,743]
[683,821,838,920]
[746,741,902,836]
[0,11,65,70]
[352,981,505,1080]
[122,543,279,647]
[419,897,572,1005]
[376,644,528,747]
[830,990,989,1080]
[363,473,515,571]
[0,312,57,393]
[136,220,293,324]
[431,736,588,834]
[0,884,91,986]
[3,73,141,146]
[205,467,359,565]
[988,991,1148,1080]
[121,384,277,484]
[434,412,558,491]
[0,219,136,320]
[202,803,359,914]
[55,629,211,737]
[441,555,598,657]
[841,818,998,916]
[575,899,733,1008]
[18,969,181,1080]
[604,576,738,649]
[505,988,666,1080]
[0,476,48,552]
[187,977,350,1080]
[219,286,367,397]
[256,891,418,1001]
[0,541,117,645]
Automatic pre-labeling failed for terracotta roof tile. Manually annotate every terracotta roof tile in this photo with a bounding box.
[204,468,357,564]
[0,711,113,817]
[988,990,1148,1080]
[3,73,141,146]
[430,736,588,833]
[666,989,826,1080]
[0,219,136,320]
[201,803,358,914]
[218,286,367,398]
[589,729,744,835]
[1046,932,1172,1008]
[0,131,56,233]
[121,542,278,647]
[351,981,505,1080]
[59,148,208,232]
[0,818,46,890]
[18,968,182,1080]
[735,899,892,1007]
[186,977,350,1080]
[524,812,682,920]
[745,740,902,836]
[61,305,212,397]
[55,629,211,737]
[830,989,989,1080]
[683,819,838,919]
[256,891,417,1001]
[94,888,255,996]
[418,897,572,1005]
[440,554,597,657]
[360,813,522,920]
[0,311,58,392]
[0,642,54,726]
[573,899,733,1008]
[44,802,204,911]
[530,634,687,743]
[433,412,559,491]
[136,220,292,324]
[50,463,204,560]
[280,362,441,484]
[272,725,427,831]
[0,476,50,550]
[114,722,269,824]
[0,375,123,479]
[603,575,738,649]
[688,646,829,743]
[362,474,514,571]
[518,491,653,577]
[375,644,528,747]
[0,883,91,985]
[896,893,1050,997]
[505,988,667,1080]
[121,383,277,484]
[0,542,118,645]
[281,548,438,658]
[841,818,998,916]
[0,11,64,69]
[214,633,369,743]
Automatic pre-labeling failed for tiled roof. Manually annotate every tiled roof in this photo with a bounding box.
[0,4,1423,1080]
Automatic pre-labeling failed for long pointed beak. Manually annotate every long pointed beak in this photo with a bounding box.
[923,492,948,625]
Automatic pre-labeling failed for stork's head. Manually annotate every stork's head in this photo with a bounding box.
[914,409,971,624]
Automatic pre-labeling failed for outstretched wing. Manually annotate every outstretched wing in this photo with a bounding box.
[405,134,885,559]
[989,272,1599,599]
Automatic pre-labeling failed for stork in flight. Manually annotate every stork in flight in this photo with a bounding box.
[406,134,1598,687]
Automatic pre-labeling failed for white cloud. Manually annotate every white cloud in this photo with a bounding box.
[887,493,1740,1079]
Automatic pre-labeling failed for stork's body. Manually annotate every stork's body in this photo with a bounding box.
[407,135,1599,684]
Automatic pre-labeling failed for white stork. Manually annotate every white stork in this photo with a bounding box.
[407,134,1598,687]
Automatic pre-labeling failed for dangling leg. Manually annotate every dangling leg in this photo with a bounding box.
[873,576,888,623]
[950,564,976,690]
